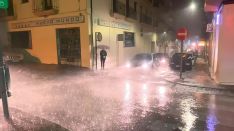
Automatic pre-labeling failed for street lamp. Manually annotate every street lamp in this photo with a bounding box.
[189,2,196,11]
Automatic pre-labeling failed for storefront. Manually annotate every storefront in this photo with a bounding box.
[7,14,91,68]
[205,0,234,85]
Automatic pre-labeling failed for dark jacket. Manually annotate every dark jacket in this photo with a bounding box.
[100,50,107,59]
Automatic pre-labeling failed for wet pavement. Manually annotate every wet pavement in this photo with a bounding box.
[163,58,234,91]
[0,63,234,131]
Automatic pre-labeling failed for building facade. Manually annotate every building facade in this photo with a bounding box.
[1,0,91,67]
[0,0,157,69]
[205,0,234,85]
[92,0,157,68]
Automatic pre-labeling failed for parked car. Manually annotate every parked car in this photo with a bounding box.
[170,53,193,71]
[152,53,169,67]
[187,53,195,66]
[126,53,153,69]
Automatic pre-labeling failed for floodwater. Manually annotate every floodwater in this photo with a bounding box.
[1,64,234,131]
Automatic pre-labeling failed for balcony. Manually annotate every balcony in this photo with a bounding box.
[140,14,152,25]
[126,7,137,20]
[33,0,59,17]
[113,0,126,17]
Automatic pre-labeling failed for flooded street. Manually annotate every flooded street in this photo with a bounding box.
[1,64,234,131]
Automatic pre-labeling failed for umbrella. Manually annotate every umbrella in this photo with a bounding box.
[97,45,110,50]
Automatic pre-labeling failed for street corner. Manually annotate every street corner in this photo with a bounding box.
[0,108,69,131]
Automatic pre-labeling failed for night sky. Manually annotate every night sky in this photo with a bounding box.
[156,0,209,40]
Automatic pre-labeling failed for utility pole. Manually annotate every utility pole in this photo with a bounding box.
[90,0,95,70]
[179,40,184,79]
[0,0,10,120]
[0,48,10,120]
[176,28,188,79]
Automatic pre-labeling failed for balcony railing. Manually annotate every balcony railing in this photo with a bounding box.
[33,0,59,17]
[126,7,137,20]
[113,0,126,16]
[140,14,152,25]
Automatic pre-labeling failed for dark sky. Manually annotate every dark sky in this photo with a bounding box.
[156,0,208,40]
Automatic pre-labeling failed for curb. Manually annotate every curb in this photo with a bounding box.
[163,78,234,93]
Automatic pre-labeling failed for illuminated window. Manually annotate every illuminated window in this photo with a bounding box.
[10,31,32,49]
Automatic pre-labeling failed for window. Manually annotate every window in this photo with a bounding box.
[124,32,135,47]
[134,2,137,12]
[140,6,142,15]
[10,31,32,49]
[21,0,29,3]
[43,0,53,10]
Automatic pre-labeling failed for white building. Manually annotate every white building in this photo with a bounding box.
[205,0,234,85]
[92,0,157,68]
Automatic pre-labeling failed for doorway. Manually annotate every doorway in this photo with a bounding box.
[57,28,81,66]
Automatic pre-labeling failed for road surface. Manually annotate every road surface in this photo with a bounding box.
[0,64,234,131]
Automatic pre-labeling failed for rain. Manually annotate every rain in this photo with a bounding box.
[0,64,234,131]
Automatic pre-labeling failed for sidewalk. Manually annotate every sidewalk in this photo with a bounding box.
[163,58,234,91]
[0,108,69,131]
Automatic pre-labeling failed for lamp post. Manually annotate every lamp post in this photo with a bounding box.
[0,1,10,120]
[0,47,10,120]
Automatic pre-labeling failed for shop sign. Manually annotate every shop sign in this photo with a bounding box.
[95,32,102,42]
[206,23,213,32]
[0,0,8,9]
[11,15,85,29]
[97,19,130,30]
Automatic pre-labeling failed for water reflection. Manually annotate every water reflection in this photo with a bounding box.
[140,83,150,117]
[124,82,131,102]
[121,81,133,124]
[156,86,170,108]
[206,95,218,131]
[180,98,198,131]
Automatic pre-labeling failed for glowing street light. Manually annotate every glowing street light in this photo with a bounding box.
[189,2,196,11]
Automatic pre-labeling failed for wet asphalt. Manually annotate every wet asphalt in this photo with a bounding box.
[1,64,234,131]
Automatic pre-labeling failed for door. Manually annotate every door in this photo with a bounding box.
[57,28,81,66]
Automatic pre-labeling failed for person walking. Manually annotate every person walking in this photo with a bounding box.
[194,50,198,65]
[100,49,107,69]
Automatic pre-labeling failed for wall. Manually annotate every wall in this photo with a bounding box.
[92,0,156,69]
[216,4,234,84]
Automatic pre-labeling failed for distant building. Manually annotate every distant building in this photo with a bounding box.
[205,0,234,85]
[0,0,158,69]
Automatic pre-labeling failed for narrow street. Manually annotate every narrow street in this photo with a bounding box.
[1,0,234,131]
[0,62,234,131]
